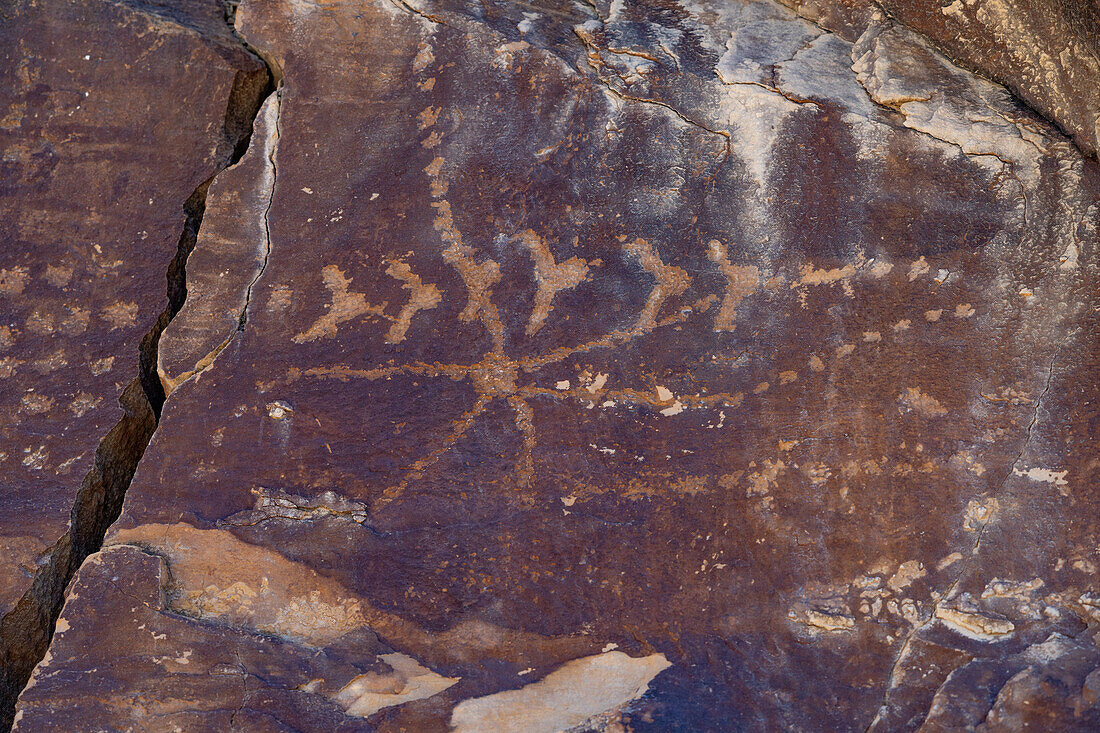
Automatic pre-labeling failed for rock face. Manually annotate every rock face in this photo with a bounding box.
[777,0,1100,158]
[5,0,1100,731]
[875,0,1100,158]
[0,0,269,724]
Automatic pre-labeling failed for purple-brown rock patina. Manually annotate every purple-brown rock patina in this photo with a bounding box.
[0,0,269,721]
[8,0,1100,730]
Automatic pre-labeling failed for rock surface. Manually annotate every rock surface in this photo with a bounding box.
[5,0,1100,730]
[0,0,269,724]
[875,0,1100,158]
[777,0,1100,158]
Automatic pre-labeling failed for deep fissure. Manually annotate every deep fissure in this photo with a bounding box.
[0,11,277,730]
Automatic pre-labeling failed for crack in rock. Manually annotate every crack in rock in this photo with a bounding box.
[0,11,278,731]
[865,348,1063,732]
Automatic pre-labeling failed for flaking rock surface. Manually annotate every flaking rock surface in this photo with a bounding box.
[777,0,1100,158]
[9,0,1100,731]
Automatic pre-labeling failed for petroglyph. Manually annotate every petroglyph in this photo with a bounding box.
[10,0,1100,729]
[707,239,759,331]
[519,229,589,336]
[293,171,988,515]
[293,265,386,343]
[384,260,441,344]
[623,237,691,331]
[294,151,725,512]
[280,73,1007,520]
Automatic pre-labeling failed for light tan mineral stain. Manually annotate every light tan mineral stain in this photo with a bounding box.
[449,650,671,733]
[964,497,1000,531]
[1012,465,1070,496]
[887,561,926,593]
[934,605,1015,640]
[333,652,458,718]
[106,522,596,668]
[100,301,138,331]
[0,267,30,295]
[898,386,948,417]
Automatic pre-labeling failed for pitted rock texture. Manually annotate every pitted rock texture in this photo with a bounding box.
[0,0,269,724]
[6,0,1100,731]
